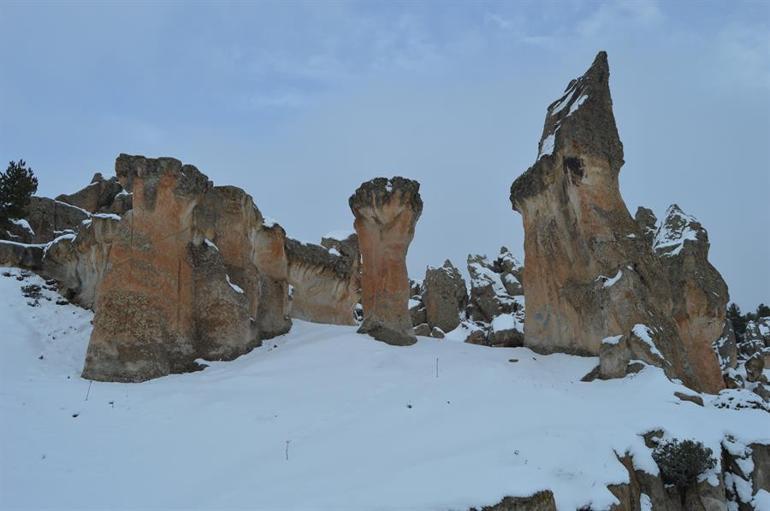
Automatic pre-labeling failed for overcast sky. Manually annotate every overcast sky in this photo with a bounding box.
[1,1,768,309]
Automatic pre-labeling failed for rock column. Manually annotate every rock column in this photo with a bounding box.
[349,177,422,346]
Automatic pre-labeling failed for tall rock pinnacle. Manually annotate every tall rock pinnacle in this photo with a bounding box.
[509,52,724,393]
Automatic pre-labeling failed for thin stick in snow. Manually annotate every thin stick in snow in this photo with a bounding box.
[435,357,439,378]
[285,440,291,461]
[85,380,93,401]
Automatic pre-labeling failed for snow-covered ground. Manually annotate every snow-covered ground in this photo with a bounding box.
[1,267,768,510]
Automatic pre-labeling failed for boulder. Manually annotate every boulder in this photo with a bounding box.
[285,234,360,325]
[349,177,422,346]
[422,259,467,333]
[508,51,713,392]
[493,246,524,295]
[489,313,524,347]
[414,323,431,337]
[55,172,124,213]
[467,253,518,322]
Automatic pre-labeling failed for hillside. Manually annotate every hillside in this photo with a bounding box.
[1,267,768,510]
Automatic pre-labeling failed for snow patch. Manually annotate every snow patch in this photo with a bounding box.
[225,274,244,294]
[10,218,34,235]
[602,335,623,346]
[631,324,663,359]
[539,131,556,159]
[92,213,121,221]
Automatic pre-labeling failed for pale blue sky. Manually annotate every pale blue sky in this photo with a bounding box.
[1,1,768,309]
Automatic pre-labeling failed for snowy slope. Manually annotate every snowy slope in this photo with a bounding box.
[0,268,768,511]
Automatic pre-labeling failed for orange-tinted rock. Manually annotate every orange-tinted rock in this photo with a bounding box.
[285,234,360,325]
[509,52,713,392]
[194,185,263,342]
[82,155,255,382]
[653,205,729,393]
[252,221,292,339]
[349,177,422,346]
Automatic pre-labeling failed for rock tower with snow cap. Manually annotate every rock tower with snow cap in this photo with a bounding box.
[349,177,422,346]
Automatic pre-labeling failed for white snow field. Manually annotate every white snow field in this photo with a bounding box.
[1,267,768,510]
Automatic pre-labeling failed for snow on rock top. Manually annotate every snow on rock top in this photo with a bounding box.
[653,204,702,257]
[491,312,521,332]
[632,324,664,359]
[602,334,624,346]
[91,213,122,221]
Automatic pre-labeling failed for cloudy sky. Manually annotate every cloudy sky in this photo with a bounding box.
[1,1,768,309]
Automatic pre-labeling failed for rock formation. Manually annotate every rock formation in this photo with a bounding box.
[0,196,89,244]
[422,260,467,333]
[55,172,126,213]
[349,177,422,346]
[285,234,360,325]
[194,185,273,345]
[652,204,730,393]
[42,214,122,308]
[509,51,723,393]
[82,155,268,382]
[252,220,292,339]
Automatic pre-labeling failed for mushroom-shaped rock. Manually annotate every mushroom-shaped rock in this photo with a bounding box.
[349,177,422,346]
[509,52,718,392]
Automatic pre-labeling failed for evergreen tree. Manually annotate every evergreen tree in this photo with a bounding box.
[756,303,770,319]
[726,303,747,341]
[0,160,38,223]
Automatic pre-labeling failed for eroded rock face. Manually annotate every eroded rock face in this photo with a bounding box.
[285,234,360,325]
[20,196,89,244]
[82,155,259,382]
[422,260,467,333]
[194,185,264,343]
[42,214,122,308]
[509,52,713,392]
[252,221,292,339]
[349,177,422,346]
[653,205,729,393]
[55,172,125,213]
